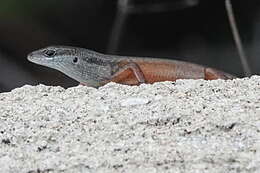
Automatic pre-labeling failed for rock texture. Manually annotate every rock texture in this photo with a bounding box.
[0,76,260,173]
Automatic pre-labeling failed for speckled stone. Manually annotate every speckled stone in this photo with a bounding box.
[0,76,260,173]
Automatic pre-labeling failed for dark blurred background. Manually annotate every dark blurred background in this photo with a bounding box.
[0,0,259,92]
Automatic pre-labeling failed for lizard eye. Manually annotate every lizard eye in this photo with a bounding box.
[73,57,78,63]
[44,50,56,57]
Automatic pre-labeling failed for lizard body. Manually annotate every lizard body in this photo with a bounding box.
[27,46,235,87]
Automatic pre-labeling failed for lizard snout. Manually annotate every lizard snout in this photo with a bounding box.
[27,51,50,66]
[27,52,34,61]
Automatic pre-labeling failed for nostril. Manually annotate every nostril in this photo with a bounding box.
[27,53,33,60]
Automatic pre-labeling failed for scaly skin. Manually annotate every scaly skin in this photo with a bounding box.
[27,46,236,87]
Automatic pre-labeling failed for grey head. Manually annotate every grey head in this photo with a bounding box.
[27,46,117,87]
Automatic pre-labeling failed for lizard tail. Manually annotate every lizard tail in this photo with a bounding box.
[204,68,236,80]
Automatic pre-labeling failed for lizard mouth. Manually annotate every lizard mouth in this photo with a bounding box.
[27,52,54,67]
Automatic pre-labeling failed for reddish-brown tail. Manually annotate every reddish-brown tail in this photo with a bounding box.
[204,68,236,80]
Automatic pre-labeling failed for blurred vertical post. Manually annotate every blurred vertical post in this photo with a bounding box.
[107,0,199,54]
[225,0,252,76]
[107,0,129,54]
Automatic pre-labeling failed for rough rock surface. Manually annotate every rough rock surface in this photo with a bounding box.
[0,76,260,173]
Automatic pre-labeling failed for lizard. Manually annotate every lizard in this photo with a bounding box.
[27,45,236,88]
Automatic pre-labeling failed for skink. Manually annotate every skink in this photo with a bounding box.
[27,46,235,87]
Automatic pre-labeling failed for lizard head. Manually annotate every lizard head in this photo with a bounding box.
[27,46,114,87]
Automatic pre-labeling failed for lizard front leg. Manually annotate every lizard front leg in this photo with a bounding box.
[110,62,146,85]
